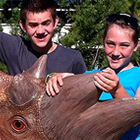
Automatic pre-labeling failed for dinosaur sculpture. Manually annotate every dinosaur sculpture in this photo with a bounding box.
[0,54,140,140]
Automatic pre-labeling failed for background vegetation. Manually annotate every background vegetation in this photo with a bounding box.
[0,0,140,73]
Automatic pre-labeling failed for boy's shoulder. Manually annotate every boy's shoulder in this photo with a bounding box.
[58,44,79,51]
[57,44,81,55]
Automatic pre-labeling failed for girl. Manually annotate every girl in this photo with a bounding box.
[46,13,140,140]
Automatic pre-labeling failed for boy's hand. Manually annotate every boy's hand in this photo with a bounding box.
[46,73,74,96]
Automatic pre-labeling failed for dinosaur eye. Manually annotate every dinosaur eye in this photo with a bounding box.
[12,120,25,130]
[10,116,28,134]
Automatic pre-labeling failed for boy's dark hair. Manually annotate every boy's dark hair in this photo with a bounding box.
[20,0,57,24]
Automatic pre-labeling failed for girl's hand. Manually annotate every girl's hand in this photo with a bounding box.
[94,67,129,98]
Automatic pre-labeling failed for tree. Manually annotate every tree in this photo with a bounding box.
[125,0,140,66]
[0,0,8,73]
[0,0,7,31]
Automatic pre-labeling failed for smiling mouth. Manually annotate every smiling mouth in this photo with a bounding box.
[35,34,47,39]
[110,55,122,60]
[109,56,122,63]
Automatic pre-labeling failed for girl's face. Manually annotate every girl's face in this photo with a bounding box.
[104,24,139,71]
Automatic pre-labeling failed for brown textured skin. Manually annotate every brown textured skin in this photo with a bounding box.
[0,55,48,140]
[0,55,140,140]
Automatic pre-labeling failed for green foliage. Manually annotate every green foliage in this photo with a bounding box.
[132,47,140,66]
[0,0,7,73]
[125,0,140,17]
[0,12,3,31]
[7,3,28,39]
[0,61,8,74]
[0,0,7,31]
[8,7,21,35]
[124,0,140,66]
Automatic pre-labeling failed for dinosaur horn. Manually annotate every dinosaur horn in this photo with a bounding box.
[8,55,47,106]
[24,54,48,78]
[8,74,37,106]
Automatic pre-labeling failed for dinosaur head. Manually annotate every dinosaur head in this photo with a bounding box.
[0,55,49,140]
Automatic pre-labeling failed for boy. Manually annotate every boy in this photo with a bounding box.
[0,0,86,75]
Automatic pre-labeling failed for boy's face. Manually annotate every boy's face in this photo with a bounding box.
[104,24,139,71]
[20,9,59,52]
